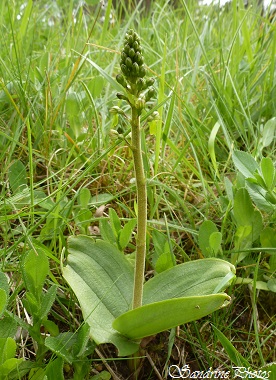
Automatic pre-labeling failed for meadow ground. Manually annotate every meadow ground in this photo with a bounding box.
[0,0,275,379]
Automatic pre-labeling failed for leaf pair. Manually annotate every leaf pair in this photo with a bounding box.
[62,236,235,356]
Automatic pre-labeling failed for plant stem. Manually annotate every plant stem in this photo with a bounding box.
[131,105,147,310]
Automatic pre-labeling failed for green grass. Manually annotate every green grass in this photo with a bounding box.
[0,0,275,379]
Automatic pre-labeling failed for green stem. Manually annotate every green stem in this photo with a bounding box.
[131,106,147,310]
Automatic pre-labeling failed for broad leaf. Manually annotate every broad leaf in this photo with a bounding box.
[45,333,74,364]
[232,150,259,179]
[119,219,137,250]
[22,249,49,299]
[0,358,24,377]
[155,251,175,273]
[233,188,263,246]
[152,230,173,272]
[0,337,16,364]
[99,218,117,245]
[40,285,57,320]
[73,322,90,358]
[113,258,235,339]
[198,220,219,257]
[0,316,17,339]
[261,157,276,191]
[233,188,255,226]
[261,117,276,149]
[42,319,59,337]
[78,188,91,208]
[62,236,138,356]
[113,294,230,340]
[209,232,222,256]
[109,208,121,237]
[246,182,275,213]
[63,237,235,355]
[143,258,235,304]
[267,279,276,293]
[260,227,276,253]
[44,357,64,380]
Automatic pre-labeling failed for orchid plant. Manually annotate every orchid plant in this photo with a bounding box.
[62,29,236,357]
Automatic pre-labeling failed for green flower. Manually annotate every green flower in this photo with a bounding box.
[118,29,147,86]
[116,29,157,113]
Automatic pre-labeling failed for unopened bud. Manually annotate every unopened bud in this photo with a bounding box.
[128,48,135,58]
[139,65,146,78]
[110,128,119,137]
[137,78,145,92]
[125,57,133,69]
[120,64,129,76]
[135,96,145,110]
[146,77,155,87]
[145,86,156,102]
[132,62,140,76]
[116,73,128,88]
[134,52,144,66]
[123,44,130,56]
[133,40,139,51]
[116,93,129,101]
[110,106,126,116]
[147,111,160,122]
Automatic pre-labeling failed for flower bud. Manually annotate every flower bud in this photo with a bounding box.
[139,65,146,78]
[123,44,130,56]
[110,129,120,139]
[116,93,129,101]
[110,106,120,114]
[110,106,126,116]
[147,111,160,122]
[134,52,144,66]
[145,86,156,102]
[135,96,145,110]
[116,73,128,88]
[146,77,155,87]
[117,29,150,100]
[133,40,139,51]
[132,62,140,76]
[120,64,129,76]
[126,31,134,45]
[128,48,135,58]
[137,78,145,92]
[125,57,133,69]
[121,52,127,61]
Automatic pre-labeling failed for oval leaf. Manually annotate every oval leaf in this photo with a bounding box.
[198,220,218,257]
[232,150,259,179]
[113,294,230,340]
[22,249,49,298]
[233,188,254,226]
[261,117,276,148]
[143,258,235,305]
[261,157,276,190]
[62,236,138,356]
